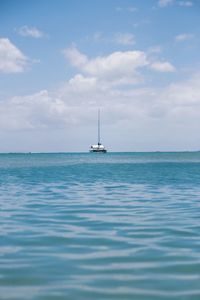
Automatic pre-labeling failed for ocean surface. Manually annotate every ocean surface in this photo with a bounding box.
[0,152,200,300]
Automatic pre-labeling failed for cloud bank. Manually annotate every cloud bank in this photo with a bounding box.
[0,45,199,151]
[0,47,179,132]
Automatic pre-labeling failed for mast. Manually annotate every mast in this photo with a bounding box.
[98,109,100,145]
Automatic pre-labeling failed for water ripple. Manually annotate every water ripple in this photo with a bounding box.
[0,153,200,299]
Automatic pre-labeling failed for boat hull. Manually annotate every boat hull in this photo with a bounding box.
[90,149,107,153]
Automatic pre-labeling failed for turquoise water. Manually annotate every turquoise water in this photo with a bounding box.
[0,152,200,300]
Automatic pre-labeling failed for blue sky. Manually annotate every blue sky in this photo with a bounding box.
[0,0,200,152]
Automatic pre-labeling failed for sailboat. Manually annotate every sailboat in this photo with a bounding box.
[90,110,107,153]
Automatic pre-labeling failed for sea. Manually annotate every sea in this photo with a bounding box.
[0,152,200,300]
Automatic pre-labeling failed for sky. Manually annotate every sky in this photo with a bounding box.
[0,0,200,152]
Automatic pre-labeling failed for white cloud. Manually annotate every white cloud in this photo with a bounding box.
[162,73,200,107]
[150,61,176,72]
[175,33,194,42]
[68,74,97,92]
[0,38,28,73]
[0,90,71,130]
[64,47,176,87]
[158,0,174,7]
[64,46,148,85]
[114,33,135,45]
[179,1,193,6]
[16,25,45,38]
[63,46,88,68]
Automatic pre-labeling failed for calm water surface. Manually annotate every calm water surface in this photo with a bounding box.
[0,152,200,300]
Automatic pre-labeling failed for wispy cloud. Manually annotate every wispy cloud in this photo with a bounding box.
[158,0,174,7]
[158,0,193,7]
[147,46,162,54]
[84,32,135,46]
[16,25,45,38]
[175,33,194,42]
[113,33,135,45]
[115,6,138,12]
[150,61,176,72]
[92,32,105,43]
[179,1,193,6]
[0,38,28,73]
[127,6,138,12]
